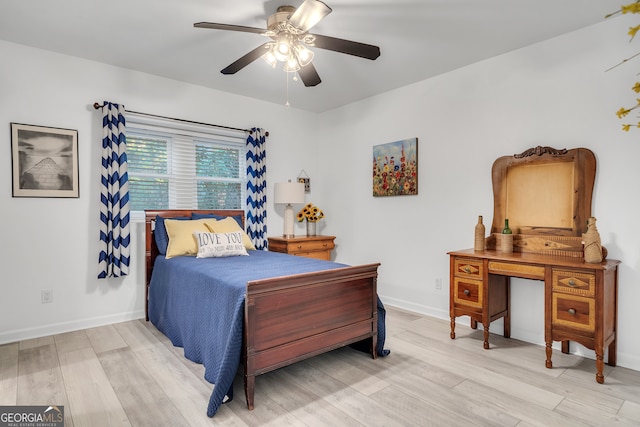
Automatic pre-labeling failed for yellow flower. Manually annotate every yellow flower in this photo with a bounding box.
[623,124,632,131]
[296,203,325,222]
[630,25,640,39]
[634,82,640,93]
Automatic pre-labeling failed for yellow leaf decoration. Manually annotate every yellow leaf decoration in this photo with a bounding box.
[608,1,640,132]
[617,107,631,118]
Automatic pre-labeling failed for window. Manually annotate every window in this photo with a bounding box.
[125,113,246,218]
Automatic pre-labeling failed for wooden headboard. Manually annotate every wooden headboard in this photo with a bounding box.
[143,209,246,320]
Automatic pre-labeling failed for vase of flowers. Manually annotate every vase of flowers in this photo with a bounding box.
[296,203,324,236]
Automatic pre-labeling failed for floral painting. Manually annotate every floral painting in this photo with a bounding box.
[372,138,418,197]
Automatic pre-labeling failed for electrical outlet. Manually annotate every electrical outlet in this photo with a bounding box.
[435,278,442,290]
[41,290,53,304]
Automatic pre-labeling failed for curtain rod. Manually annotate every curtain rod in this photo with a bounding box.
[92,102,267,136]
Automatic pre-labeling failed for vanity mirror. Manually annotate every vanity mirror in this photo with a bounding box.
[485,146,596,257]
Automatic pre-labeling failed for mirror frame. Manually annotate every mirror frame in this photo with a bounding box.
[488,146,596,255]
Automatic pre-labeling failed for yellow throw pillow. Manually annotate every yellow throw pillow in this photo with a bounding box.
[164,218,218,258]
[205,217,256,250]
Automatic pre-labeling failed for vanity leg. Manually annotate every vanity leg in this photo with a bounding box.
[504,275,511,338]
[595,349,605,384]
[545,341,553,368]
[483,323,490,349]
[608,338,617,367]
[503,309,511,339]
[450,317,456,339]
[561,340,570,354]
[470,318,478,329]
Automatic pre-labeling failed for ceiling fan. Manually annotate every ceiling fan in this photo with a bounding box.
[194,0,381,87]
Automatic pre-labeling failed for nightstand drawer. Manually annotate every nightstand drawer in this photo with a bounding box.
[552,269,595,297]
[453,258,484,280]
[268,236,336,260]
[552,293,595,332]
[453,277,483,308]
[289,240,334,253]
[294,251,331,260]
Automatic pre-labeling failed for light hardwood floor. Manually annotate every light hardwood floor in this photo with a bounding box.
[1,306,639,426]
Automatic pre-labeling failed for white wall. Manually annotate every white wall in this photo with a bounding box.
[315,15,640,371]
[2,14,639,374]
[0,39,318,343]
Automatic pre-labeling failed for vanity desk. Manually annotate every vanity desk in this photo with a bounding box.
[448,146,620,384]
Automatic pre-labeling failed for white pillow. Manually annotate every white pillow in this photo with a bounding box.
[194,231,249,258]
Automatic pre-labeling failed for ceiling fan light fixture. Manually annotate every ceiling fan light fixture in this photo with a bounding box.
[283,56,301,73]
[262,47,278,68]
[293,43,314,67]
[274,39,291,62]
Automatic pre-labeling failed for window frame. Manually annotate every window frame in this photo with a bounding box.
[125,112,247,222]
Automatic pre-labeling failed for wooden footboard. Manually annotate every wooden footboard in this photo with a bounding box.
[244,263,379,410]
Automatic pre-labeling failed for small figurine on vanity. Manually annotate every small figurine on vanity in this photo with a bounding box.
[582,217,603,263]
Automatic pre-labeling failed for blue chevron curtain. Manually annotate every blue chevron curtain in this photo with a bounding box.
[98,101,131,278]
[246,128,267,250]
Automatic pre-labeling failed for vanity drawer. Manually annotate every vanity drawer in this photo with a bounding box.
[489,261,545,279]
[552,269,595,297]
[552,293,595,332]
[453,277,483,308]
[453,258,484,280]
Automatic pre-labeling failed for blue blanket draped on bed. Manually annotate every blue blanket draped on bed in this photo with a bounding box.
[148,250,388,417]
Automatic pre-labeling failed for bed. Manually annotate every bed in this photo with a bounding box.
[144,209,381,417]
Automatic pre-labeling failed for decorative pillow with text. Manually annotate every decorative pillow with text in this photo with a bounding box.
[205,217,256,250]
[194,231,249,258]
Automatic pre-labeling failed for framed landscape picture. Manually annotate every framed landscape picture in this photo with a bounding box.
[11,123,79,198]
[372,137,418,197]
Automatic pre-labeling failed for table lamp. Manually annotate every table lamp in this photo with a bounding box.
[274,180,305,238]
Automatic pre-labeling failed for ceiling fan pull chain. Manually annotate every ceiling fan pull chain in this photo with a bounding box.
[285,71,291,108]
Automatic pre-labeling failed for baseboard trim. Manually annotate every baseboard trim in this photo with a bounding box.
[0,310,145,345]
[380,295,449,321]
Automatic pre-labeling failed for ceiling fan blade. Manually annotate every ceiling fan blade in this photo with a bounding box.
[312,34,380,60]
[221,43,270,75]
[289,0,332,32]
[194,22,265,35]
[297,63,322,87]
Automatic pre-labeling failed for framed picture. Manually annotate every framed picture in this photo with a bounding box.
[11,123,79,198]
[373,137,418,197]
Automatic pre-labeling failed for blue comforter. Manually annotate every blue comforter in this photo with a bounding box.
[149,250,388,417]
[149,251,342,416]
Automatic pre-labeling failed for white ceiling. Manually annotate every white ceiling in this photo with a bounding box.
[0,0,621,113]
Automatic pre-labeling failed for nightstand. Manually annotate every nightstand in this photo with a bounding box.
[268,235,336,260]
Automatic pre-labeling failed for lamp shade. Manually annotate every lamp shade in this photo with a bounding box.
[274,181,305,205]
